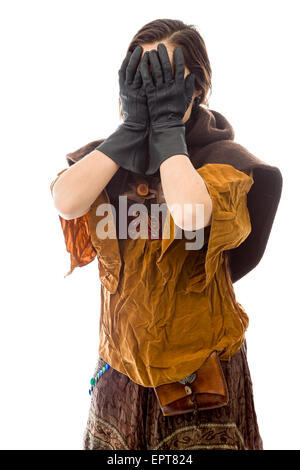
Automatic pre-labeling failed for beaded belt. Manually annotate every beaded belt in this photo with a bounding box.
[88,361,111,396]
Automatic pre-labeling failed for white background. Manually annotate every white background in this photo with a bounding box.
[0,0,299,450]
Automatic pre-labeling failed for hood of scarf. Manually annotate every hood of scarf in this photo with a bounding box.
[185,103,235,151]
[65,105,283,283]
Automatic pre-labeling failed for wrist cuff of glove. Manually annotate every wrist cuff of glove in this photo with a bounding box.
[95,122,149,175]
[146,121,189,175]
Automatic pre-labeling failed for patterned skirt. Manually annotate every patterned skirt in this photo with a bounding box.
[83,340,263,450]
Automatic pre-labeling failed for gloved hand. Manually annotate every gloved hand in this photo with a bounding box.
[140,43,195,176]
[96,45,149,175]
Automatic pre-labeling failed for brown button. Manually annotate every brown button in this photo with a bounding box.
[136,183,149,197]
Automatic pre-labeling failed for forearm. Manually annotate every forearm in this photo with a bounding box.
[51,149,119,220]
[160,155,212,230]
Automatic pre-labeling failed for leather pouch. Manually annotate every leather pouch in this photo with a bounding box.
[154,351,229,417]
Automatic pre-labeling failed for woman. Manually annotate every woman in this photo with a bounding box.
[50,19,282,450]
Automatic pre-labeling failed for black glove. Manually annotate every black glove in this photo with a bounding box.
[140,43,195,176]
[96,45,149,175]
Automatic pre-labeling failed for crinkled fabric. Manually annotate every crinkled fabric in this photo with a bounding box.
[50,163,254,388]
[83,340,263,450]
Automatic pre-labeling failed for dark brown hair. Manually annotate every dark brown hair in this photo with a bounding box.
[120,18,212,117]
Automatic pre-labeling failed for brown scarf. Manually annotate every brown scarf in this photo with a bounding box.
[65,104,283,283]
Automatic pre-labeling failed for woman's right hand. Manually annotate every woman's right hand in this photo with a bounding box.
[118,45,149,126]
[96,46,149,176]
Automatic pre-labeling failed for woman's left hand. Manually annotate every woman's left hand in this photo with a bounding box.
[140,43,195,175]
